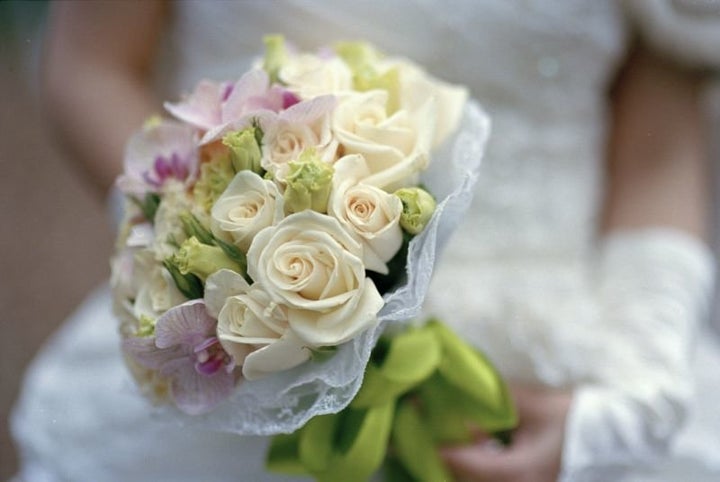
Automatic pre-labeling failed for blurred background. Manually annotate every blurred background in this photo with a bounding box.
[0,2,113,477]
[2,1,720,480]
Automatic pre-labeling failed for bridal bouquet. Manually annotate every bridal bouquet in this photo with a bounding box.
[112,36,513,479]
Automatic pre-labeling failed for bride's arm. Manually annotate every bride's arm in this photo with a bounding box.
[602,44,710,239]
[44,0,168,197]
[560,44,715,479]
[442,43,714,482]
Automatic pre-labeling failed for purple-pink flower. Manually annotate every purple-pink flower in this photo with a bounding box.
[123,300,235,415]
[164,69,300,145]
[116,121,198,195]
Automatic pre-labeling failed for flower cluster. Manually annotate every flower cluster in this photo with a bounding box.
[112,37,468,415]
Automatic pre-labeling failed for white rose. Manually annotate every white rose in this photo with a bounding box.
[377,58,468,148]
[247,211,384,346]
[279,54,354,99]
[329,154,403,274]
[211,171,284,251]
[260,96,338,182]
[332,90,435,189]
[216,285,310,380]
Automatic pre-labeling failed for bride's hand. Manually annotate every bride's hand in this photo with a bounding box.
[440,384,572,482]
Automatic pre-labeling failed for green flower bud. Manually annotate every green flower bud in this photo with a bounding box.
[284,149,334,214]
[142,114,163,131]
[263,34,288,84]
[335,41,400,114]
[172,236,242,281]
[334,41,382,74]
[222,128,262,174]
[193,152,235,212]
[394,187,436,235]
[136,314,156,337]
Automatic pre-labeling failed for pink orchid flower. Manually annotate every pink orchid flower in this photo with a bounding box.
[164,70,300,144]
[123,300,235,415]
[116,120,198,196]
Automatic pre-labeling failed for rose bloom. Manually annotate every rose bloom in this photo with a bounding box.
[279,53,354,99]
[217,285,311,380]
[246,211,384,346]
[259,95,338,182]
[331,90,434,189]
[329,154,403,275]
[211,171,284,252]
[375,58,468,148]
[204,269,311,380]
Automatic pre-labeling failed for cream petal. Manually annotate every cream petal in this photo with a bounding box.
[241,331,311,380]
[204,269,251,318]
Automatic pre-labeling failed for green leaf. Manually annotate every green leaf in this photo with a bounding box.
[132,193,161,224]
[212,236,248,279]
[352,326,440,408]
[309,345,338,363]
[367,232,410,294]
[179,211,214,245]
[162,259,203,299]
[382,456,416,482]
[298,414,338,473]
[392,401,453,482]
[266,431,307,476]
[421,372,517,435]
[323,402,395,482]
[417,374,474,444]
[430,320,509,412]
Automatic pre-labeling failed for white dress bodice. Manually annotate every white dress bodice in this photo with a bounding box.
[12,1,720,481]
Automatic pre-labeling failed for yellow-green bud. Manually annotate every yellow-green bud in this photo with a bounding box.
[284,149,334,214]
[193,153,235,212]
[142,114,163,131]
[172,236,242,281]
[263,34,288,84]
[335,41,399,114]
[222,128,262,174]
[136,314,156,337]
[334,41,382,74]
[394,187,436,235]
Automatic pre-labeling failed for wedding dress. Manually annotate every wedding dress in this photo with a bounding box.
[12,1,720,481]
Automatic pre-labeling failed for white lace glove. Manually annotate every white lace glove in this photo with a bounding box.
[559,229,715,481]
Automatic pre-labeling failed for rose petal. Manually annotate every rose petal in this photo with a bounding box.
[204,269,251,318]
[241,331,311,380]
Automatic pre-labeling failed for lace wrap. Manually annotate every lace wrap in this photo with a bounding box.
[158,100,488,435]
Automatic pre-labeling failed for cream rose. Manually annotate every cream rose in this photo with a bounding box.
[260,96,338,182]
[279,54,354,99]
[332,90,435,189]
[216,285,310,380]
[211,171,284,252]
[247,211,384,346]
[329,154,403,274]
[379,58,468,148]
